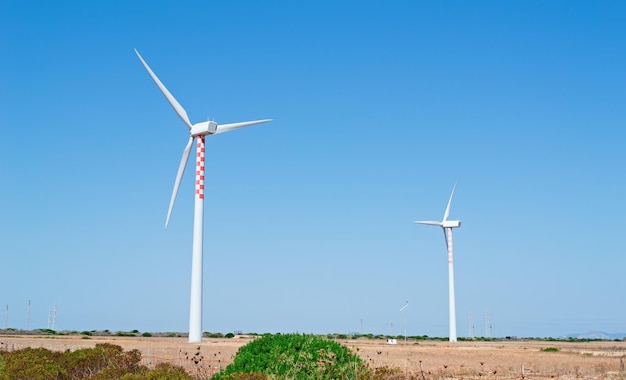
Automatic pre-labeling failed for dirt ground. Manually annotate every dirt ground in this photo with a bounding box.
[1,334,625,379]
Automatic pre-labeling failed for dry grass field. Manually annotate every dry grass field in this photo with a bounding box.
[343,339,626,379]
[1,334,625,379]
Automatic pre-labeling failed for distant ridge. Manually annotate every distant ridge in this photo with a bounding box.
[565,331,626,340]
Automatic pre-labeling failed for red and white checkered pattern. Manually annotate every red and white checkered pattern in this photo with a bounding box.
[446,228,454,264]
[195,136,205,200]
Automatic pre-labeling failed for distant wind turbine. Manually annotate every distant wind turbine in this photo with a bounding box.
[135,49,271,343]
[414,183,461,342]
[400,301,408,344]
[400,301,409,312]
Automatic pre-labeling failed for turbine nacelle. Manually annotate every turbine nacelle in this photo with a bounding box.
[190,121,218,137]
[442,220,461,228]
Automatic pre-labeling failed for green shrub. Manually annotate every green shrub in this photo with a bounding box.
[34,328,56,335]
[213,333,370,380]
[0,343,166,379]
[220,373,266,380]
[142,332,152,337]
[541,347,560,352]
[119,363,193,379]
[0,347,66,380]
[62,343,143,379]
[225,333,235,339]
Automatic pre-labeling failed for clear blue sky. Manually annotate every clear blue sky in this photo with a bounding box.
[1,1,625,338]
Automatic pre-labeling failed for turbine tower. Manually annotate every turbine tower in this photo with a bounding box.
[135,49,271,343]
[414,183,461,342]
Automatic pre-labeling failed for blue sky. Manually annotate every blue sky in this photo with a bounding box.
[1,1,625,338]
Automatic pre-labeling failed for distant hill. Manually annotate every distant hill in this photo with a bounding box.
[565,331,626,340]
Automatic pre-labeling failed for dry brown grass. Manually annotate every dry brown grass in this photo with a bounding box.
[344,339,626,379]
[1,335,625,379]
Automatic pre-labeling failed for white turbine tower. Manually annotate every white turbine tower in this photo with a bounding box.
[135,49,271,343]
[414,183,461,342]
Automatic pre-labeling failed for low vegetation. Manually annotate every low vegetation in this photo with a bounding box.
[541,346,560,352]
[213,333,370,380]
[0,334,373,380]
[0,343,193,379]
[1,330,624,379]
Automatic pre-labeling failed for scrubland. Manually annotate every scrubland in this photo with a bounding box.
[1,333,625,379]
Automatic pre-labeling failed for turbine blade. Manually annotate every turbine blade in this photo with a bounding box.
[443,228,449,252]
[215,119,272,134]
[414,221,442,227]
[442,182,457,222]
[166,136,194,227]
[134,49,193,129]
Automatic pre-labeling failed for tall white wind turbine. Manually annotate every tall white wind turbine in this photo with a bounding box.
[414,183,461,342]
[135,49,271,343]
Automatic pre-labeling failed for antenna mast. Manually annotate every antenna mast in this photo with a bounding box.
[4,305,7,329]
[485,310,491,338]
[468,312,474,339]
[27,300,31,330]
[53,303,57,331]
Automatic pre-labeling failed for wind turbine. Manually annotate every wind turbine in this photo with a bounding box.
[414,183,461,342]
[135,49,271,343]
[400,301,408,345]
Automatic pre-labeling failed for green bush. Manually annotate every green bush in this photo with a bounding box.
[541,347,560,352]
[0,347,66,380]
[0,343,193,379]
[213,333,370,380]
[225,333,235,339]
[120,363,193,379]
[34,328,56,335]
[60,343,143,379]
